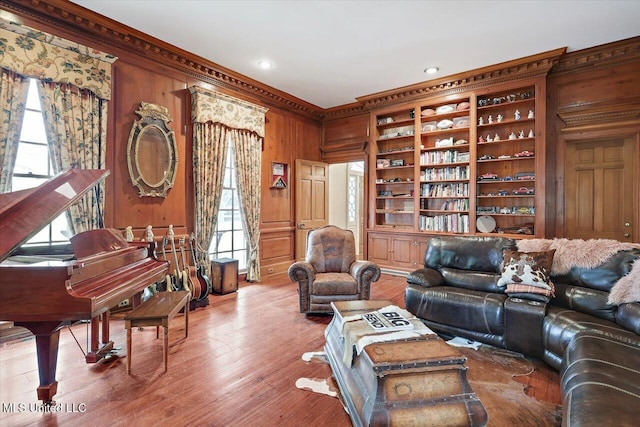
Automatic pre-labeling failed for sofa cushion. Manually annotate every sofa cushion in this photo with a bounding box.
[543,306,640,362]
[440,267,504,293]
[552,282,616,322]
[405,284,507,336]
[561,332,640,427]
[616,302,640,335]
[497,249,555,290]
[424,236,516,273]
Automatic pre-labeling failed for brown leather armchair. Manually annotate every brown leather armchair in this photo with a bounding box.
[288,225,381,314]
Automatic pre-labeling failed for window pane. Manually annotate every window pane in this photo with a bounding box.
[233,250,247,267]
[51,214,70,241]
[220,189,233,209]
[216,230,232,252]
[25,79,40,110]
[11,176,47,191]
[232,211,243,230]
[27,226,49,244]
[20,110,47,143]
[14,142,49,175]
[233,230,246,248]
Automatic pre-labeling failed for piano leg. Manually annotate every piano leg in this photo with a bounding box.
[15,321,62,404]
[85,312,114,363]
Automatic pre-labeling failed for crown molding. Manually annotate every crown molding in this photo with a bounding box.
[558,96,640,129]
[0,0,325,121]
[354,48,566,111]
[552,36,640,75]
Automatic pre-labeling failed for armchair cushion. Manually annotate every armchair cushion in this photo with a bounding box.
[306,225,356,273]
[311,273,357,295]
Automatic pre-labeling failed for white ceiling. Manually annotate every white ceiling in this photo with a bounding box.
[72,0,640,109]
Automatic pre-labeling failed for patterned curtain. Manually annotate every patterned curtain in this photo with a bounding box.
[0,16,115,231]
[38,81,108,233]
[192,122,228,275]
[231,129,262,281]
[189,86,267,281]
[0,69,29,193]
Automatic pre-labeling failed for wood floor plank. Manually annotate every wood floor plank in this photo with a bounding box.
[0,274,560,426]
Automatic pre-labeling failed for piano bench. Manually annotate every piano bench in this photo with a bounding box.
[124,291,190,374]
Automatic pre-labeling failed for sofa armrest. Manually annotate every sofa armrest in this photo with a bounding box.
[351,261,381,288]
[407,267,444,288]
[288,261,315,283]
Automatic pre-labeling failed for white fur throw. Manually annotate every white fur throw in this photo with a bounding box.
[516,238,640,305]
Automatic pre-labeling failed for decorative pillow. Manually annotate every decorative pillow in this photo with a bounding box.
[497,250,555,290]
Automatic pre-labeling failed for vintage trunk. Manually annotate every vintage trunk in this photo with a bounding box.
[324,301,488,427]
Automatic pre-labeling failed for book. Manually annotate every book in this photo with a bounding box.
[363,309,414,332]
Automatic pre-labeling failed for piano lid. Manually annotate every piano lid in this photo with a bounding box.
[0,168,110,263]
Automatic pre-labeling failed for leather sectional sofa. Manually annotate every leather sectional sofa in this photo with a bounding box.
[405,236,640,426]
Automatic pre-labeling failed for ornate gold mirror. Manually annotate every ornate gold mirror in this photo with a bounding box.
[127,102,177,197]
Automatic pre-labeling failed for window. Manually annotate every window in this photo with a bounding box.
[12,78,70,248]
[208,142,248,270]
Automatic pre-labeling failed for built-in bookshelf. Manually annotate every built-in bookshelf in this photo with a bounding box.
[369,80,545,238]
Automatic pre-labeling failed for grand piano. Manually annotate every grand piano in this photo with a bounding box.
[0,169,169,404]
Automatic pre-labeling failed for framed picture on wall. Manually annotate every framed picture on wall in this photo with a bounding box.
[271,162,288,189]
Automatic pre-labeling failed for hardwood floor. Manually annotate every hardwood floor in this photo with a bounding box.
[0,274,561,426]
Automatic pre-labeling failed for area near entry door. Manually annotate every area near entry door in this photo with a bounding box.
[295,159,329,260]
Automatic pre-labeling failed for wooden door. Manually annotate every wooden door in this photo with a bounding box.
[295,159,329,260]
[565,137,636,241]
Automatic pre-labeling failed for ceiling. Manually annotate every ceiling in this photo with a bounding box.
[71,0,640,110]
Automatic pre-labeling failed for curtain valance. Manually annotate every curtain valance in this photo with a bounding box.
[0,17,116,100]
[189,86,268,137]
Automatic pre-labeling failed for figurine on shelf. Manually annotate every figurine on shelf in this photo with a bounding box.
[508,132,517,140]
[125,226,134,242]
[144,225,154,242]
[478,135,485,143]
[528,110,534,119]
[518,130,525,139]
[478,116,484,125]
[486,134,493,142]
[528,129,534,138]
[497,114,503,123]
[494,133,501,141]
[488,115,493,124]
[514,110,521,120]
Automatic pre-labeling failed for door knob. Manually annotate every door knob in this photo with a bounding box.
[298,223,306,229]
[624,233,630,238]
[624,222,630,227]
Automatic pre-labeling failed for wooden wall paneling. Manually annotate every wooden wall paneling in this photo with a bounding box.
[109,61,190,232]
[259,229,295,276]
[549,40,640,240]
[261,111,291,225]
[321,113,369,163]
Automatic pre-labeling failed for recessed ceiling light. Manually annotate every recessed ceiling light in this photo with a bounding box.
[257,59,273,70]
[424,67,439,75]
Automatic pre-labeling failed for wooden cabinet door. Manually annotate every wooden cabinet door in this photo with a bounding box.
[390,235,416,270]
[368,234,391,265]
